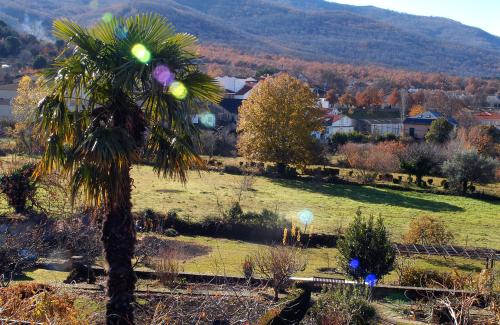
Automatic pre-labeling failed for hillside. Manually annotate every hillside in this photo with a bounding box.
[0,0,499,76]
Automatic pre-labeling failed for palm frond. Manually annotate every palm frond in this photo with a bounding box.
[145,123,202,183]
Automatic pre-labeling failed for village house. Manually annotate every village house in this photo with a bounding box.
[216,76,257,99]
[486,95,500,108]
[312,114,356,141]
[0,83,17,120]
[403,110,457,139]
[474,111,500,129]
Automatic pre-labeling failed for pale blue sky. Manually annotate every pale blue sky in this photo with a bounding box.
[328,0,500,36]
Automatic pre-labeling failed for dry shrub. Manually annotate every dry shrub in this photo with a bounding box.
[340,141,403,183]
[254,245,306,300]
[403,215,454,246]
[0,283,80,324]
[153,250,183,286]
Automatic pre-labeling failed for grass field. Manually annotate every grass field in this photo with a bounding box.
[168,235,489,283]
[130,165,500,249]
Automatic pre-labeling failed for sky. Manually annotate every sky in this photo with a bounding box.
[328,0,500,36]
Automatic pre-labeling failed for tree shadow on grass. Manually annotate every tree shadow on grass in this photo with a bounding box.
[271,179,464,213]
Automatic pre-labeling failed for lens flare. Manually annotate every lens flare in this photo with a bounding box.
[298,209,313,225]
[169,81,188,100]
[131,44,151,64]
[153,65,174,86]
[364,274,377,287]
[349,258,360,269]
[89,0,99,10]
[116,25,128,40]
[200,112,216,128]
[102,12,113,23]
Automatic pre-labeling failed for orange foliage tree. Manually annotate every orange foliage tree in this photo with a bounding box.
[409,104,425,116]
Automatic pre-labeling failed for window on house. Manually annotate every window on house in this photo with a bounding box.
[409,128,415,137]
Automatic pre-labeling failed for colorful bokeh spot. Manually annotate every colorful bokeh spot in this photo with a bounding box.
[364,274,377,287]
[349,258,360,269]
[153,65,175,87]
[298,209,313,225]
[89,0,99,10]
[102,12,113,23]
[131,44,151,64]
[200,112,216,128]
[116,25,128,40]
[169,81,188,100]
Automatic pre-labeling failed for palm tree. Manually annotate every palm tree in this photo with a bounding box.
[35,14,221,324]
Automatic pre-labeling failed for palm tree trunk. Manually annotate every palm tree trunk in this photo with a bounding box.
[102,166,137,325]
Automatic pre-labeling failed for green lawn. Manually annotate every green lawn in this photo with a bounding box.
[131,165,500,249]
[148,235,488,284]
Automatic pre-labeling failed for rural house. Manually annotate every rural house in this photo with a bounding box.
[313,114,356,141]
[474,111,500,128]
[403,110,457,139]
[486,95,500,108]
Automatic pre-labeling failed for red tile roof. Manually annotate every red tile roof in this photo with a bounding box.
[474,111,500,120]
[324,114,344,124]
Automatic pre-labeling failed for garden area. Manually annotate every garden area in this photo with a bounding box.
[0,12,499,325]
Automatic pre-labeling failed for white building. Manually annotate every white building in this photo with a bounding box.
[0,83,17,120]
[474,111,500,128]
[216,76,256,100]
[312,114,356,141]
[486,95,500,108]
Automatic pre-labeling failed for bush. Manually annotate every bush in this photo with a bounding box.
[310,286,376,325]
[164,228,179,237]
[0,283,80,323]
[398,267,455,288]
[0,226,47,286]
[242,255,254,280]
[255,245,306,300]
[338,209,395,282]
[223,164,243,175]
[392,178,401,184]
[442,150,498,194]
[154,250,183,286]
[427,178,433,185]
[0,163,36,213]
[403,216,454,246]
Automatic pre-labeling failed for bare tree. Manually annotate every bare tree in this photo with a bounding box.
[254,245,306,300]
[0,226,47,287]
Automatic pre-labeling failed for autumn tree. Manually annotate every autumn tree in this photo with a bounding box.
[341,142,402,183]
[11,76,47,153]
[458,125,499,158]
[387,89,400,107]
[237,73,324,172]
[408,104,425,117]
[339,92,356,107]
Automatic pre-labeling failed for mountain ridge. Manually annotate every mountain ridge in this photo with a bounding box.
[0,0,498,77]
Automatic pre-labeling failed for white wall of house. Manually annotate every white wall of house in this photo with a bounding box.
[0,87,17,120]
[478,119,500,128]
[486,95,500,108]
[216,76,246,93]
[326,116,355,135]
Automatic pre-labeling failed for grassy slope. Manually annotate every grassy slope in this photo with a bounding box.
[131,165,500,249]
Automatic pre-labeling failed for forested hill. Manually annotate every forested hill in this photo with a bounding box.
[0,0,499,77]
